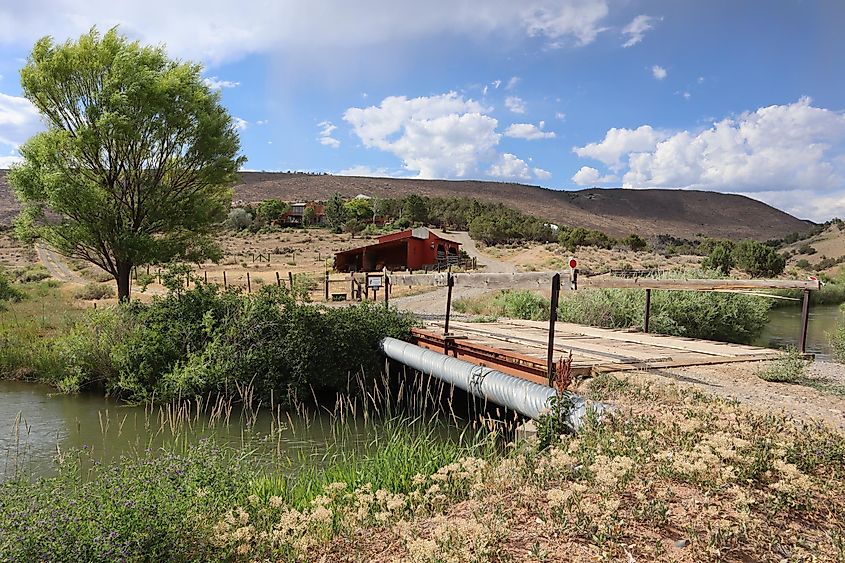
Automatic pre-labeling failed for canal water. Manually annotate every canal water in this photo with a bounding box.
[754,303,843,359]
[0,380,423,481]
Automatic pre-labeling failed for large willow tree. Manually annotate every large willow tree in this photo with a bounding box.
[10,28,244,300]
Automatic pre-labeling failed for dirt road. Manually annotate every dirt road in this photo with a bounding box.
[35,243,84,283]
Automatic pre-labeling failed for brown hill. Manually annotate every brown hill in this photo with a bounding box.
[0,169,814,240]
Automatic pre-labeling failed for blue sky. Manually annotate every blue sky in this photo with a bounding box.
[1,0,845,220]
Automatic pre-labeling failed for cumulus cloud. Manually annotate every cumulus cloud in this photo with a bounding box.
[503,121,555,140]
[488,153,532,180]
[317,120,340,148]
[573,124,669,171]
[233,117,248,130]
[344,92,499,178]
[202,76,239,90]
[343,91,548,181]
[651,65,667,80]
[0,91,41,152]
[571,166,616,185]
[574,98,845,220]
[533,167,552,180]
[0,0,614,64]
[621,15,657,48]
[505,96,526,114]
[506,76,520,90]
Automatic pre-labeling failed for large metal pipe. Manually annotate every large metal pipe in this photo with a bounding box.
[380,337,608,427]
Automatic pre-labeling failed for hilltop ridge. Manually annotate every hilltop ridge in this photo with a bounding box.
[0,169,814,240]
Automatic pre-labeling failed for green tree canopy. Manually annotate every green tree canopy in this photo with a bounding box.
[325,193,348,232]
[733,240,786,278]
[9,28,243,300]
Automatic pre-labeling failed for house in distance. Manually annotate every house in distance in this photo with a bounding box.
[334,228,461,272]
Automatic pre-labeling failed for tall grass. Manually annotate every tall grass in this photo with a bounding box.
[0,373,501,561]
[454,276,771,344]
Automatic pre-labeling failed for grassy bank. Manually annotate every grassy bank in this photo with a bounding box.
[0,278,416,403]
[455,282,770,344]
[2,375,843,561]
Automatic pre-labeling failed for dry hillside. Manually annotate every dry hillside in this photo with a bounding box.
[0,169,814,240]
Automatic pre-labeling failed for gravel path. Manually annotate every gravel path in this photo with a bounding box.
[625,360,845,430]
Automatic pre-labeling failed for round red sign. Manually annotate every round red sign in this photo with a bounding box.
[569,258,577,269]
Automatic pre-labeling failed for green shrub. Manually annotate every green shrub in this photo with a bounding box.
[831,311,845,363]
[13,265,51,283]
[42,283,417,402]
[491,290,548,321]
[0,268,23,305]
[557,287,770,344]
[757,348,809,383]
[702,242,736,275]
[733,240,786,278]
[622,234,648,252]
[0,443,246,561]
[73,282,115,301]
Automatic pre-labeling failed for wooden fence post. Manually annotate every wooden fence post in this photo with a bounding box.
[383,267,389,308]
[325,270,330,301]
[644,288,652,333]
[547,273,561,387]
[276,271,281,287]
[247,272,251,293]
[799,289,811,354]
[288,271,294,291]
[223,270,227,289]
[204,271,208,284]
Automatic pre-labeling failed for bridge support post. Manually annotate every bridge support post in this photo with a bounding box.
[799,288,811,354]
[547,273,561,387]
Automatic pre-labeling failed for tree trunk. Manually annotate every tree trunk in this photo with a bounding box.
[116,262,132,302]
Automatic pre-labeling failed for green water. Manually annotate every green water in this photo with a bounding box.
[0,381,390,481]
[754,303,843,359]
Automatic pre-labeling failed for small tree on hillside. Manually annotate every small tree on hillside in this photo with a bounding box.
[623,234,648,252]
[9,28,243,300]
[733,240,786,278]
[702,242,736,276]
[403,194,429,224]
[302,206,317,227]
[325,193,348,233]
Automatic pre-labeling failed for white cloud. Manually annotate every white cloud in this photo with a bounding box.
[337,164,394,177]
[255,119,269,125]
[233,117,248,130]
[571,165,616,185]
[522,0,610,47]
[492,79,502,89]
[651,65,667,80]
[533,167,552,180]
[0,0,614,64]
[503,122,556,140]
[344,91,499,178]
[202,76,239,90]
[344,91,549,181]
[555,112,566,121]
[682,91,691,100]
[574,98,845,221]
[0,155,23,168]
[488,153,532,180]
[317,120,340,148]
[506,76,520,90]
[621,15,657,48]
[0,92,41,151]
[573,124,669,171]
[505,96,526,114]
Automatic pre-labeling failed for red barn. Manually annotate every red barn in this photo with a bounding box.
[334,228,461,272]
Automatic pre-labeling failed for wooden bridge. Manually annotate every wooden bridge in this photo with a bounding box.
[402,271,821,388]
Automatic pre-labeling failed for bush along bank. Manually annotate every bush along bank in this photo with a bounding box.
[454,283,771,345]
[0,281,417,403]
